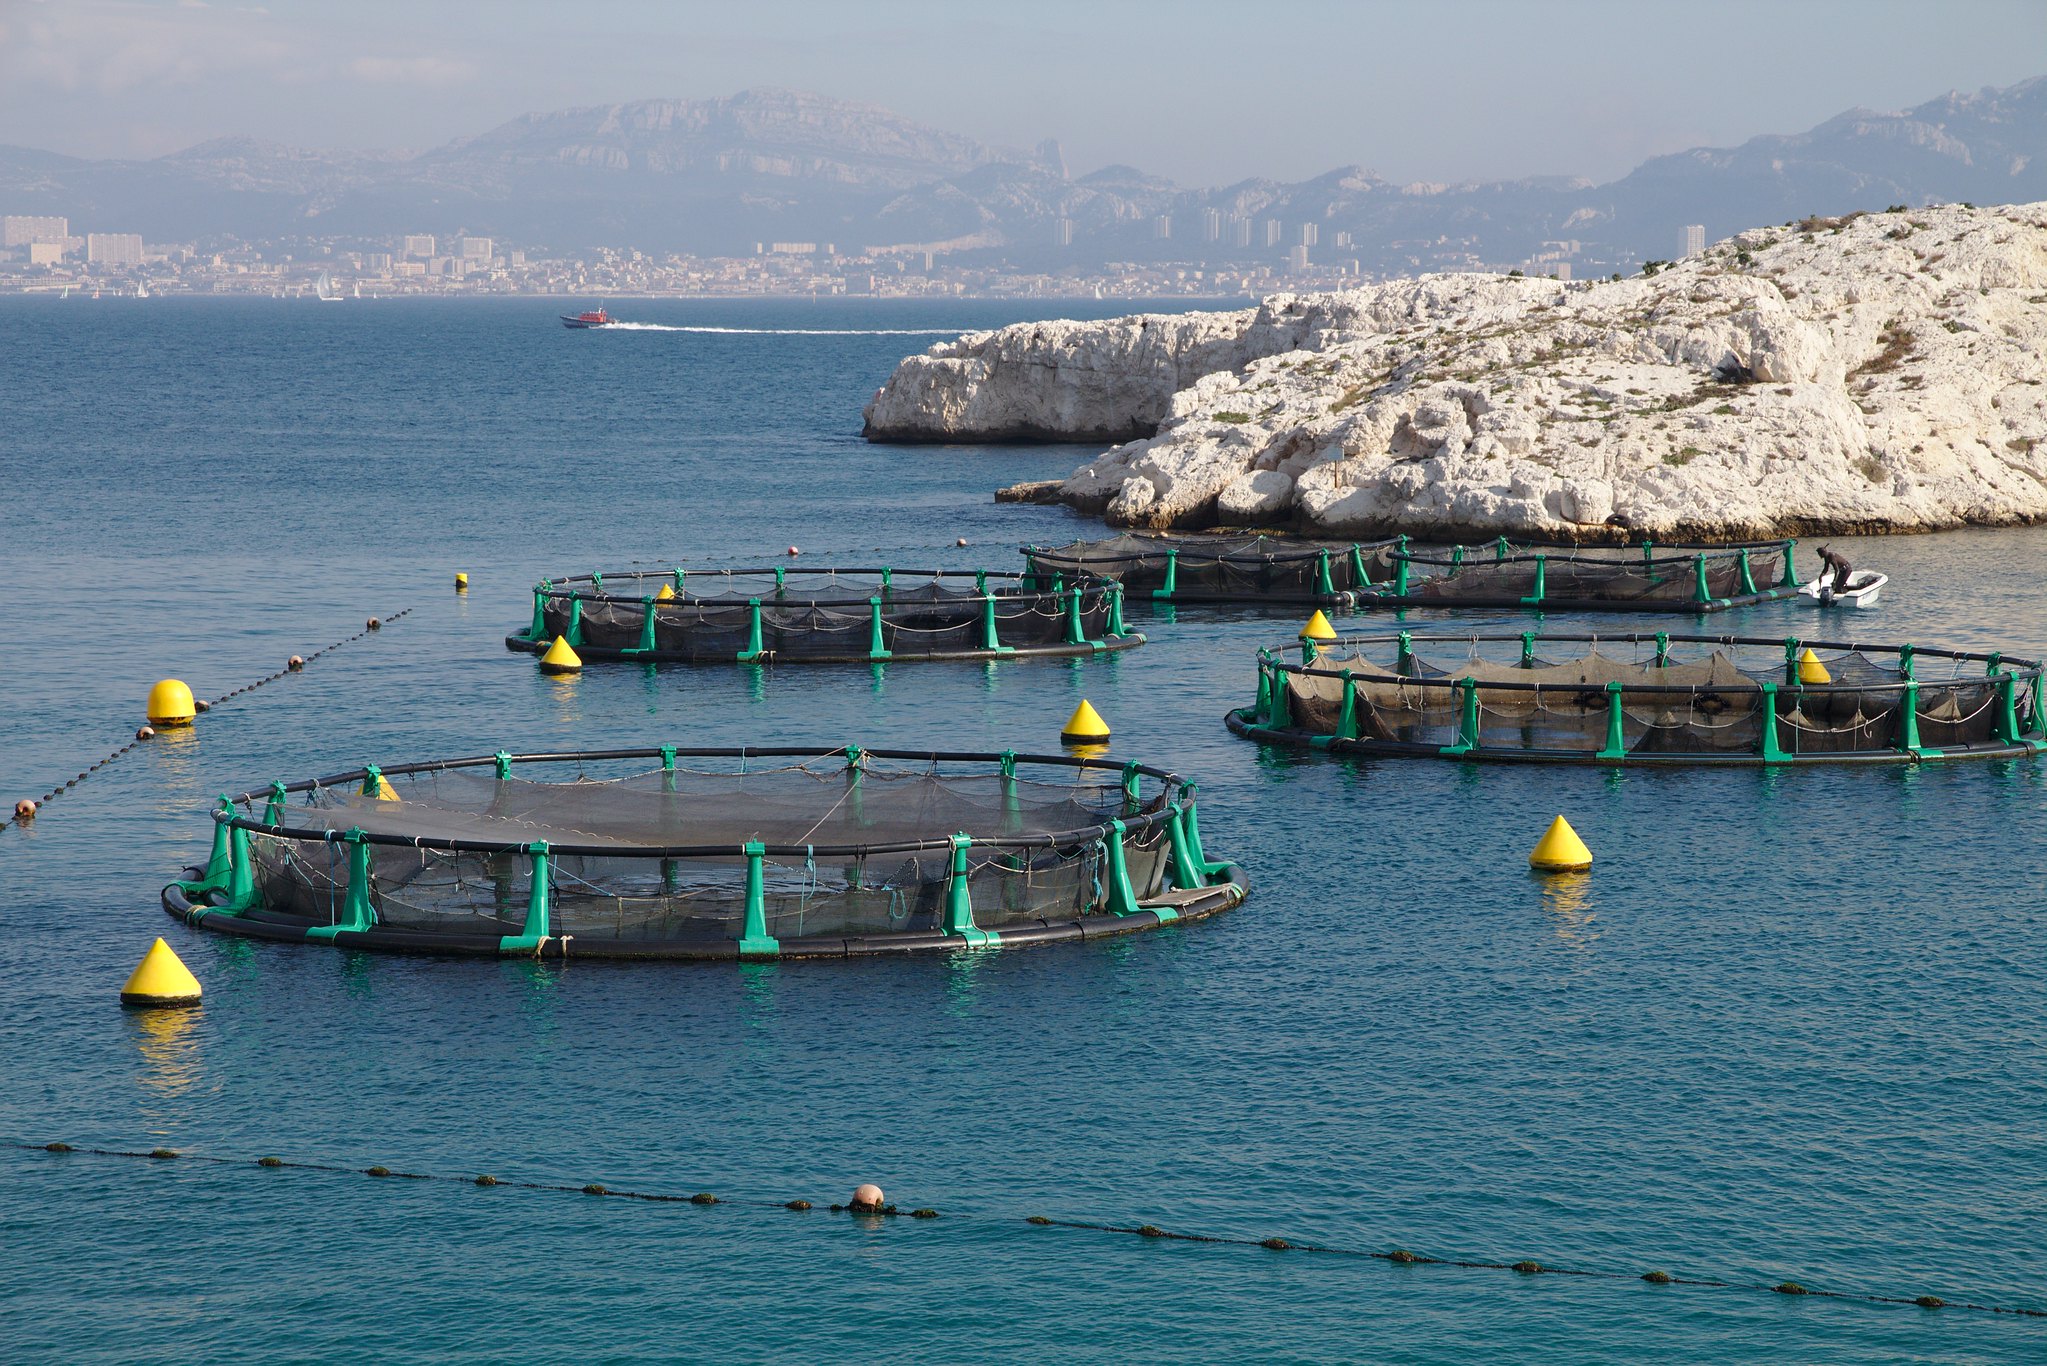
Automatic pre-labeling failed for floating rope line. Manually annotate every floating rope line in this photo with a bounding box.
[0,608,413,835]
[8,1141,2035,1320]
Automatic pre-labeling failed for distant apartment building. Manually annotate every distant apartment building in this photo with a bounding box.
[1334,231,1354,249]
[1263,219,1282,248]
[364,252,393,272]
[27,241,65,266]
[1201,208,1221,243]
[1230,217,1252,248]
[768,242,819,254]
[1683,224,1706,257]
[1288,244,1309,271]
[4,215,67,247]
[1553,262,1573,281]
[1053,218,1074,247]
[392,260,427,277]
[403,235,436,259]
[1153,215,1171,240]
[458,236,493,263]
[87,233,144,266]
[1299,223,1318,248]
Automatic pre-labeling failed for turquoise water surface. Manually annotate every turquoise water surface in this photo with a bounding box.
[2,296,2044,1363]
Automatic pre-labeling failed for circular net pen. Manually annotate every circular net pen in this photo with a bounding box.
[506,567,1141,664]
[1021,533,1395,606]
[1358,536,1803,613]
[1227,631,2046,766]
[162,747,1249,959]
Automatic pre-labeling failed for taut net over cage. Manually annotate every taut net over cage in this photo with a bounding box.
[163,747,1248,959]
[1228,631,2046,765]
[1358,536,1802,613]
[506,567,1141,664]
[1021,533,1394,606]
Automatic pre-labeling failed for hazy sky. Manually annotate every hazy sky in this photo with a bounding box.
[1,0,2040,185]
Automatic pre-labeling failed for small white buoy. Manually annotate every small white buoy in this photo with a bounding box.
[850,1183,885,1212]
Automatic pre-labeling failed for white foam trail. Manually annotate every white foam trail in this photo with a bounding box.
[599,322,962,335]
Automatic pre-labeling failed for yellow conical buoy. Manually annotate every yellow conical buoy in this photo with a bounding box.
[1797,648,1831,684]
[1061,699,1110,744]
[455,572,469,592]
[539,636,582,675]
[121,937,202,1008]
[1529,815,1593,872]
[1299,609,1338,642]
[367,773,400,801]
[655,582,676,601]
[146,679,196,728]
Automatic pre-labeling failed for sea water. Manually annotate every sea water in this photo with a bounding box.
[1,296,2043,1364]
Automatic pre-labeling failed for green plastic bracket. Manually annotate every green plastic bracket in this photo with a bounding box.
[1064,586,1086,645]
[1178,787,1230,882]
[494,751,513,781]
[590,571,603,593]
[737,598,766,662]
[1393,537,1410,597]
[1899,644,1916,681]
[845,745,866,827]
[565,596,584,647]
[1737,548,1757,596]
[737,840,780,958]
[1692,555,1712,606]
[1897,680,1930,758]
[867,597,892,661]
[1654,632,1670,668]
[999,752,1022,833]
[1349,543,1372,587]
[1519,631,1536,668]
[1781,538,1798,587]
[307,829,376,939]
[1261,658,1291,729]
[1783,638,1801,684]
[1520,554,1546,606]
[1105,583,1129,637]
[1641,539,1654,568]
[672,567,685,592]
[1334,674,1361,741]
[1757,682,1790,763]
[360,765,387,799]
[1301,635,1319,666]
[1496,535,1511,562]
[942,833,993,944]
[631,596,657,654]
[1448,544,1465,578]
[1121,762,1143,814]
[528,585,548,641]
[1314,550,1335,598]
[499,842,553,953]
[1152,548,1178,600]
[1253,651,1274,717]
[880,566,893,593]
[1994,671,2021,745]
[1597,681,1627,762]
[1439,678,1479,757]
[774,565,786,594]
[263,780,288,827]
[1101,819,1144,918]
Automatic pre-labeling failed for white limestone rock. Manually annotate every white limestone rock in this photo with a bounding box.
[868,201,2047,538]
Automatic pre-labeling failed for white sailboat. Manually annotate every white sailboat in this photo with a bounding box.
[315,271,343,302]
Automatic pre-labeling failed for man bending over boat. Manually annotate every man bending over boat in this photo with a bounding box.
[1815,545,1854,594]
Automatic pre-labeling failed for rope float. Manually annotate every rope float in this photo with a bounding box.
[7,1141,2029,1320]
[1,608,414,835]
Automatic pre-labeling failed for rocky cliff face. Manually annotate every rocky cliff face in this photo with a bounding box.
[865,202,2047,539]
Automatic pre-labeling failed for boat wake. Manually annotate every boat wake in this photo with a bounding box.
[601,322,962,336]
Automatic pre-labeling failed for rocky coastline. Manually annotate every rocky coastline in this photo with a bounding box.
[863,202,2047,541]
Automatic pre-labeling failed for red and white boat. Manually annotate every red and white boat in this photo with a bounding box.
[559,307,613,329]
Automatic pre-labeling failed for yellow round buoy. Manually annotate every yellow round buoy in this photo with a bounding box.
[850,1183,886,1212]
[145,679,196,728]
[1529,815,1593,872]
[655,582,676,601]
[120,937,202,1008]
[454,572,469,592]
[1797,648,1832,684]
[1299,609,1338,642]
[539,636,583,675]
[1061,699,1110,745]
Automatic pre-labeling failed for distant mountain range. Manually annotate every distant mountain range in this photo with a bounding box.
[3,79,2042,273]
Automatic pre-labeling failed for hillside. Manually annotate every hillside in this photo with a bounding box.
[866,202,2047,540]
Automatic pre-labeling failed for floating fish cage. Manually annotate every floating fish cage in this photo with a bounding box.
[1023,533,1802,613]
[162,746,1248,959]
[1021,532,1392,606]
[1227,630,2046,766]
[505,567,1141,664]
[1359,536,1802,612]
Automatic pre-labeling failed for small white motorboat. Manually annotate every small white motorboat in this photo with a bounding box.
[1799,569,1886,608]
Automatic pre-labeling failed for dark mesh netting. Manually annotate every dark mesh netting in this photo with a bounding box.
[1390,543,1788,609]
[230,754,1189,944]
[521,568,1129,661]
[1254,633,2042,764]
[1023,533,1391,601]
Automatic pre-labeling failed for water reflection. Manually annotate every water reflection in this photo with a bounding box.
[129,1006,203,1102]
[941,946,986,1015]
[1535,869,1598,947]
